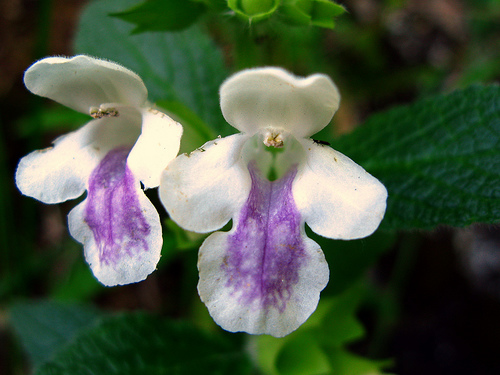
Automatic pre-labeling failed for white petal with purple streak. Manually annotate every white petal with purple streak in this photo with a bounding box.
[197,162,329,337]
[68,147,162,286]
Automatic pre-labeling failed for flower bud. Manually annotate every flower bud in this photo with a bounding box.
[227,0,279,22]
[241,0,274,15]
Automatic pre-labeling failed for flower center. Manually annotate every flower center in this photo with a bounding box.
[263,129,284,148]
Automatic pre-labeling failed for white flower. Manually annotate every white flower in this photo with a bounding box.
[160,67,387,337]
[16,55,183,286]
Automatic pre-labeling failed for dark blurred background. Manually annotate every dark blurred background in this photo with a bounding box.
[1,0,499,374]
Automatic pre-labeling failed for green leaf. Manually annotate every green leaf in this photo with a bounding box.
[318,285,366,346]
[308,0,345,28]
[112,0,206,33]
[280,0,345,29]
[332,84,500,230]
[74,0,229,134]
[9,300,101,367]
[156,99,217,152]
[18,106,89,137]
[35,313,252,375]
[275,331,332,375]
[326,349,392,375]
[254,283,385,375]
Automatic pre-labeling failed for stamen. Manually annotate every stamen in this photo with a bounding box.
[263,130,284,148]
[90,106,119,119]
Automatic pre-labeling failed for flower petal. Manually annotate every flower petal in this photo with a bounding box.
[197,162,329,337]
[159,134,252,233]
[127,108,183,189]
[220,67,340,138]
[292,140,388,239]
[15,107,142,204]
[24,55,148,114]
[68,147,162,286]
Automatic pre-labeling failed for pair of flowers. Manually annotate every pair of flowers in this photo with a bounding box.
[16,55,387,337]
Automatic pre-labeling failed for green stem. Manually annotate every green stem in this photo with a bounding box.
[232,23,262,69]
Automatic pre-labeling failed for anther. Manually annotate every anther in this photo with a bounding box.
[90,106,119,119]
[263,131,284,148]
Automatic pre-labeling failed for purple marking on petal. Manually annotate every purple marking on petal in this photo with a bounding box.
[223,161,308,313]
[85,146,150,266]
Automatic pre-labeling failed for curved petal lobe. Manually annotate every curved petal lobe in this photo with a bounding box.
[220,67,340,138]
[160,134,251,233]
[15,121,99,204]
[68,147,162,286]
[198,163,329,337]
[127,108,183,189]
[15,108,142,204]
[293,140,387,240]
[24,55,148,114]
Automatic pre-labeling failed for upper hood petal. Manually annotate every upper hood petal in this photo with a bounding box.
[220,67,340,138]
[24,55,148,114]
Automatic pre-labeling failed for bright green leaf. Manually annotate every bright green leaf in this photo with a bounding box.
[9,301,101,367]
[308,0,345,28]
[275,331,331,375]
[332,84,500,230]
[280,0,345,28]
[254,283,379,375]
[272,286,368,374]
[74,0,229,134]
[35,313,252,375]
[111,0,206,33]
[254,335,288,375]
[318,284,366,346]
